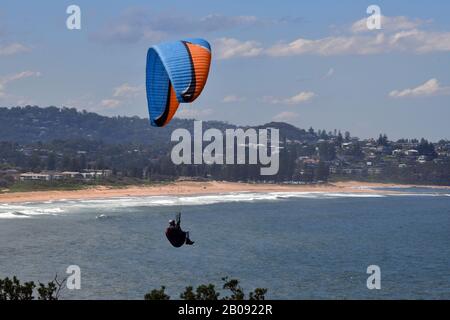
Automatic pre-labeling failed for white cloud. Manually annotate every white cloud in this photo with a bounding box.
[389,78,450,98]
[98,83,143,110]
[273,111,299,122]
[1,71,41,83]
[214,37,263,59]
[0,71,41,98]
[267,33,388,56]
[221,15,450,59]
[92,9,261,44]
[264,91,315,105]
[351,15,426,33]
[267,27,450,56]
[0,43,30,56]
[222,94,246,103]
[175,107,213,119]
[113,83,143,97]
[100,99,121,108]
[267,34,385,57]
[388,29,450,53]
[285,91,316,104]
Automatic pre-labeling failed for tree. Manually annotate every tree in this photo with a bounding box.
[221,277,245,300]
[37,276,66,300]
[336,131,343,146]
[145,277,267,300]
[144,286,170,300]
[29,152,41,171]
[347,141,364,159]
[70,157,80,171]
[318,142,336,161]
[0,174,15,188]
[249,288,267,300]
[180,284,219,300]
[377,134,388,146]
[315,161,330,181]
[79,154,87,170]
[0,275,66,300]
[62,154,71,170]
[344,131,351,142]
[0,277,34,300]
[417,138,437,159]
[319,130,328,140]
[47,152,56,170]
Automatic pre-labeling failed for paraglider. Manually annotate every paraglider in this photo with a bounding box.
[165,213,195,247]
[146,38,212,127]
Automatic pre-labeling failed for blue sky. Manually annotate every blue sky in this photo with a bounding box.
[1,0,450,140]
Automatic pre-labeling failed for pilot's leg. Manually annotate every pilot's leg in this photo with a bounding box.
[185,232,195,245]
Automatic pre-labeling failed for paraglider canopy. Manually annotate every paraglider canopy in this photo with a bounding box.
[146,38,212,127]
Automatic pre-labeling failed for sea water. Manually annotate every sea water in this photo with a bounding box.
[0,188,449,299]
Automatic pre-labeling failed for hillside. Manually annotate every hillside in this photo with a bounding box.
[0,106,449,186]
[0,106,314,145]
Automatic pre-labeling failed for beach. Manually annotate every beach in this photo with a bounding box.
[0,180,436,204]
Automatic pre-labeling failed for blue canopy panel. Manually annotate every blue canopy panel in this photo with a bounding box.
[146,39,212,127]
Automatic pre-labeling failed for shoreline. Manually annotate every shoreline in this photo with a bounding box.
[0,180,445,204]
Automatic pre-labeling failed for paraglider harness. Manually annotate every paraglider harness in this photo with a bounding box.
[165,213,194,247]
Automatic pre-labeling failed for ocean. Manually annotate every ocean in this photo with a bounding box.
[0,188,449,299]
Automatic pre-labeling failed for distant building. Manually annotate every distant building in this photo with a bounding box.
[83,169,113,178]
[417,155,429,164]
[342,142,352,149]
[62,171,83,179]
[19,170,112,182]
[20,173,51,181]
[80,172,96,179]
[405,149,419,156]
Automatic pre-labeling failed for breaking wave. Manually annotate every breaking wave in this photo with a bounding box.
[0,191,448,219]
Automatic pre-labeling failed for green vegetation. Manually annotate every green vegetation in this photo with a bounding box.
[1,275,266,300]
[145,277,267,300]
[0,276,65,300]
[1,177,173,194]
[6,181,88,193]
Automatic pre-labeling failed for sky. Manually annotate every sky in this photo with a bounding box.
[1,0,450,141]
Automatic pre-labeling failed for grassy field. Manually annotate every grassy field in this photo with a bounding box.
[1,178,174,193]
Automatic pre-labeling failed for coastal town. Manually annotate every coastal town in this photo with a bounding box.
[0,108,449,188]
[0,118,450,188]
[286,131,450,183]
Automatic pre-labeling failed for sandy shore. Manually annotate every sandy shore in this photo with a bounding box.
[0,180,433,204]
